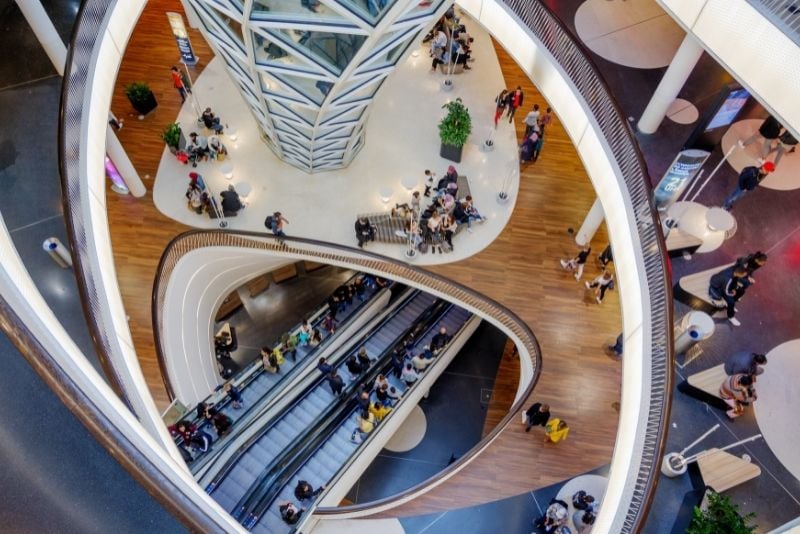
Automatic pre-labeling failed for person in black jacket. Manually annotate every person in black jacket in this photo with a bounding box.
[354,216,375,248]
[741,115,783,157]
[709,266,749,326]
[279,502,304,525]
[524,402,551,432]
[294,480,325,501]
[722,161,774,210]
[327,370,344,395]
[430,327,451,353]
[345,356,363,376]
[220,185,243,215]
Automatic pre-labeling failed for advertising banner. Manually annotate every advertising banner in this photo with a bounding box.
[653,149,710,211]
[167,12,197,66]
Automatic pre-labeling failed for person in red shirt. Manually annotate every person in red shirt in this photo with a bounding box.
[170,66,189,102]
[506,86,524,122]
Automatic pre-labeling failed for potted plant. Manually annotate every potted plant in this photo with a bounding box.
[438,98,472,163]
[687,490,756,534]
[124,81,158,116]
[161,122,182,154]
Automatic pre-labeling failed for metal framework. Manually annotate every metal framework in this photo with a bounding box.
[187,0,451,172]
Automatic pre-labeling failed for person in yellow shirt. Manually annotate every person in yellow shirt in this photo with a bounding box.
[272,345,285,365]
[369,401,392,423]
[544,418,569,444]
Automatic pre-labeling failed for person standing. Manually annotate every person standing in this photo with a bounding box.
[506,86,524,122]
[523,104,540,137]
[607,333,623,357]
[524,402,550,432]
[532,129,545,162]
[724,351,767,376]
[538,107,553,134]
[328,370,345,396]
[585,270,614,303]
[544,418,569,443]
[354,216,375,248]
[740,115,783,158]
[719,373,757,420]
[170,66,190,103]
[722,161,774,210]
[598,244,613,267]
[266,211,289,237]
[560,245,591,281]
[494,89,509,127]
[709,265,749,326]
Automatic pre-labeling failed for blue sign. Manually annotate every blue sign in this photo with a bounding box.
[653,149,710,211]
[167,12,198,66]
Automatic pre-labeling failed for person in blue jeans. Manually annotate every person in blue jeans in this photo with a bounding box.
[722,161,774,210]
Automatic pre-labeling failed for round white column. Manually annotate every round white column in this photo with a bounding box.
[576,198,604,246]
[15,0,66,76]
[106,128,147,198]
[637,34,703,134]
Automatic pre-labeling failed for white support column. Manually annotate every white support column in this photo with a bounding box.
[637,34,704,134]
[576,198,604,246]
[106,129,147,198]
[15,0,66,76]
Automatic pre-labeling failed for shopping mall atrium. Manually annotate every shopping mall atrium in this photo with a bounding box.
[0,0,798,532]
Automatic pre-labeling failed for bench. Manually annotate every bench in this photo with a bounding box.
[666,229,703,258]
[673,263,734,315]
[272,263,298,283]
[678,364,729,411]
[245,274,270,298]
[215,291,243,321]
[358,175,472,245]
[696,448,761,493]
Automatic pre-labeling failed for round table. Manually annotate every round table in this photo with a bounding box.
[680,310,715,340]
[401,176,418,191]
[379,186,393,204]
[219,160,234,180]
[235,182,252,202]
[705,207,737,238]
[667,201,733,253]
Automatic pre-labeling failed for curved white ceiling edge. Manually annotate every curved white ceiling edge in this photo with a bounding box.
[76,1,656,530]
[163,250,292,406]
[457,2,651,532]
[0,212,245,532]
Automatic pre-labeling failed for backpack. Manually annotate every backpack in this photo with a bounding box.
[264,215,274,230]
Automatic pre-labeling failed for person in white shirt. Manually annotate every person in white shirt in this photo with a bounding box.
[524,104,541,137]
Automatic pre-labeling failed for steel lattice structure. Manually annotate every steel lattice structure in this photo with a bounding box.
[186,0,452,172]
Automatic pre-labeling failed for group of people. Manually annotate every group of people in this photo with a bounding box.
[168,400,236,460]
[494,87,525,126]
[429,8,475,73]
[356,165,486,254]
[520,104,552,164]
[534,490,598,533]
[524,401,570,444]
[184,173,244,218]
[708,251,767,326]
[719,350,767,420]
[560,244,615,304]
[176,109,228,168]
[277,479,326,525]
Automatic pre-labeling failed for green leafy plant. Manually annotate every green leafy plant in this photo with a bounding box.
[687,491,757,534]
[124,82,153,107]
[161,122,182,150]
[438,98,472,147]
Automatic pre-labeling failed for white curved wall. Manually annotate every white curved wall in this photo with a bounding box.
[163,249,291,406]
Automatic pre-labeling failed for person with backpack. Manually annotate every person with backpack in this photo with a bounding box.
[355,216,376,248]
[265,211,289,237]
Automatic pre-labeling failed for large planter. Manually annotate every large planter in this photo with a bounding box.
[128,91,158,116]
[440,143,463,163]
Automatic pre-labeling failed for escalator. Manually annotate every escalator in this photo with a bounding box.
[206,291,439,515]
[247,303,473,533]
[174,274,390,471]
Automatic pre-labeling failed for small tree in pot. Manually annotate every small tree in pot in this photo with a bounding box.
[687,491,756,534]
[438,98,472,163]
[124,82,158,117]
[161,122,183,154]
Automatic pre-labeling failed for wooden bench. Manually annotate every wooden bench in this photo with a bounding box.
[696,448,761,493]
[304,261,326,272]
[673,263,734,315]
[215,291,243,321]
[245,274,270,298]
[678,364,729,411]
[666,229,703,258]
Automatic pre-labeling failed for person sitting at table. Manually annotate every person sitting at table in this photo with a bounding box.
[534,498,569,533]
[573,510,596,534]
[201,107,224,134]
[186,132,208,165]
[186,183,204,214]
[207,134,227,160]
[220,185,243,216]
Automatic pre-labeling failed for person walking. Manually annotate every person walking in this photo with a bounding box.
[538,107,553,134]
[265,211,289,237]
[585,270,614,303]
[524,402,550,432]
[327,370,345,396]
[560,245,591,281]
[506,86,524,122]
[544,418,569,443]
[607,333,623,357]
[523,104,540,137]
[722,161,774,210]
[494,89,509,127]
[740,115,783,158]
[170,66,190,103]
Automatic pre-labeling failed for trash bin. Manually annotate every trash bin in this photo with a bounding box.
[43,238,72,268]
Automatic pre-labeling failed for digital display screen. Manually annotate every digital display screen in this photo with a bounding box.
[705,88,750,131]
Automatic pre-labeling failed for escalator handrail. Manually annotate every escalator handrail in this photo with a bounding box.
[234,300,452,523]
[204,288,423,493]
[248,305,465,529]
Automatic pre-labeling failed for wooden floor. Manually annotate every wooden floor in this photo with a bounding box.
[106,1,622,514]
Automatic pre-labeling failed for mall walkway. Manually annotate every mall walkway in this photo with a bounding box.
[106,0,622,513]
